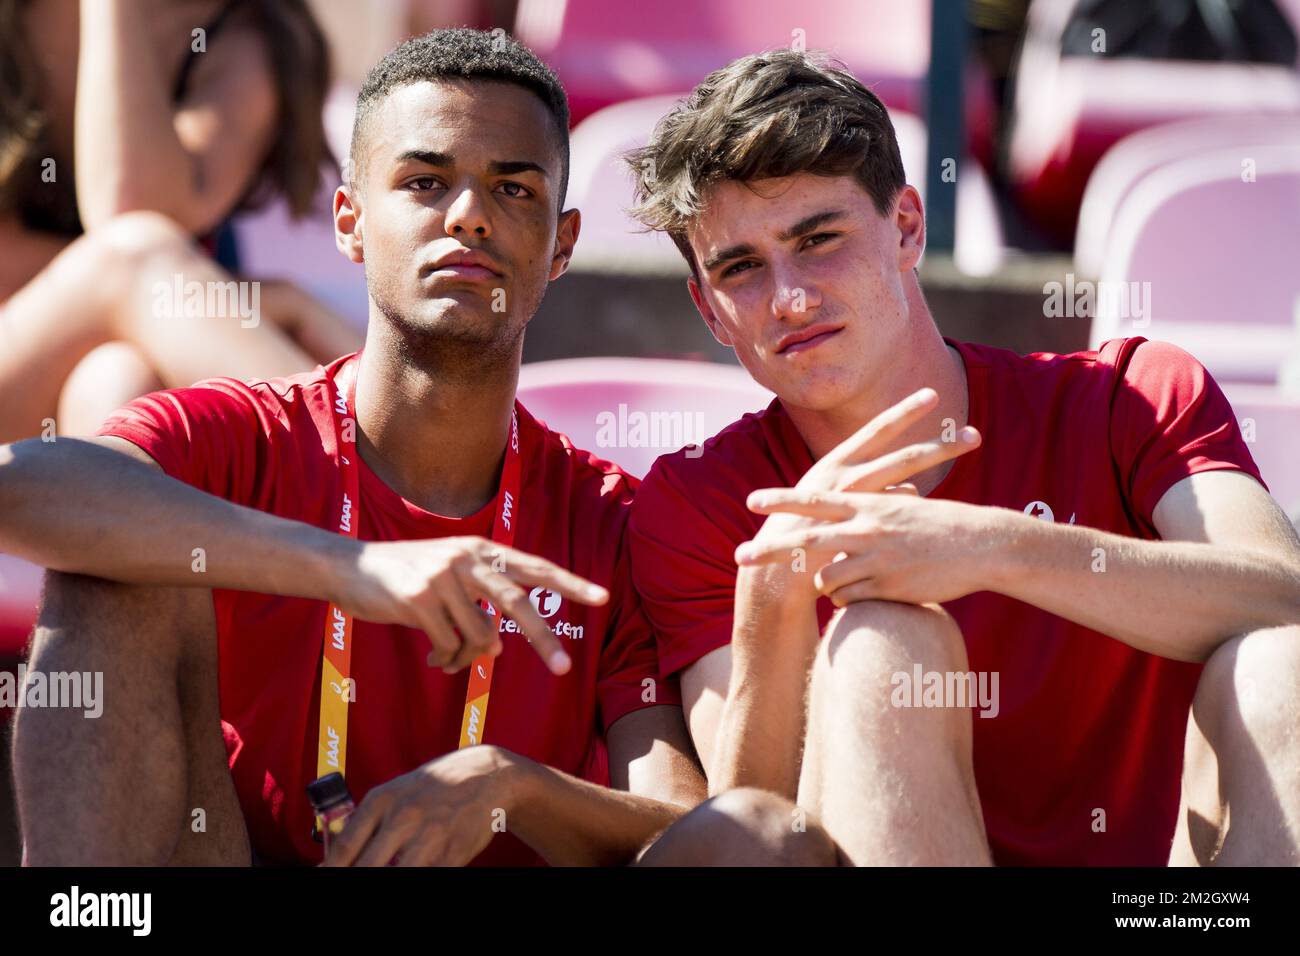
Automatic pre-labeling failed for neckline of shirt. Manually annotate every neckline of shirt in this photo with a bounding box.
[319,353,518,536]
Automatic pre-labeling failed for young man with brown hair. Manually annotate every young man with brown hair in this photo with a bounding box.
[626,50,1300,866]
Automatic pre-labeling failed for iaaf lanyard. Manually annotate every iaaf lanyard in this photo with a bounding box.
[316,358,524,780]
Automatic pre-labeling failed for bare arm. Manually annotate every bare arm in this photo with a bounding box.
[506,704,707,865]
[0,435,610,674]
[748,470,1300,665]
[75,0,277,234]
[0,436,338,594]
[695,570,820,798]
[985,471,1300,661]
[679,646,730,782]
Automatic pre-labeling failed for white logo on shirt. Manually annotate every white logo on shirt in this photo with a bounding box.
[1024,500,1054,522]
[1023,501,1076,524]
[529,587,562,618]
[498,587,584,640]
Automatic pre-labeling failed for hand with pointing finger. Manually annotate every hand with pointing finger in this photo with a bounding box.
[327,536,608,675]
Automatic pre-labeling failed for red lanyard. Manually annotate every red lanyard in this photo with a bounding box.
[316,357,523,780]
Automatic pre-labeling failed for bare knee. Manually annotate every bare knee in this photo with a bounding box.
[57,342,163,435]
[91,211,193,264]
[638,787,840,866]
[28,572,215,693]
[1195,624,1300,754]
[51,212,196,329]
[33,572,182,663]
[55,210,190,281]
[18,574,223,864]
[816,601,968,697]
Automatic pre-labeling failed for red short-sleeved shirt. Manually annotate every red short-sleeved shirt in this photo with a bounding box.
[628,337,1264,866]
[99,354,679,866]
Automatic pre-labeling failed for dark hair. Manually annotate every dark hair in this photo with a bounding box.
[238,0,336,218]
[0,0,333,231]
[0,0,42,217]
[350,28,571,208]
[626,49,906,273]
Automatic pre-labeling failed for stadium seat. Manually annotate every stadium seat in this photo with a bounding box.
[1007,0,1300,244]
[565,94,695,274]
[517,356,773,478]
[1089,146,1300,384]
[1076,113,1300,277]
[0,555,42,659]
[514,0,995,154]
[231,189,369,329]
[568,100,1005,276]
[1222,382,1300,523]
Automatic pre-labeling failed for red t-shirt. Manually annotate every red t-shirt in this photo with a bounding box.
[99,354,679,866]
[628,337,1263,866]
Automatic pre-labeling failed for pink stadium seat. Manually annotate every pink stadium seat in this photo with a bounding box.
[1222,382,1300,522]
[883,112,1005,277]
[1008,0,1300,244]
[231,149,369,329]
[1076,113,1300,277]
[515,0,995,156]
[517,356,772,478]
[0,555,42,659]
[1089,146,1300,384]
[568,100,1005,276]
[566,94,695,274]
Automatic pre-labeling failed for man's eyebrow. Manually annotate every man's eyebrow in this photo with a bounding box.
[776,209,847,241]
[395,149,453,166]
[702,209,848,272]
[487,160,549,178]
[703,243,757,272]
[391,153,548,180]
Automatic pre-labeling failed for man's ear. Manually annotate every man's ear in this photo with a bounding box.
[335,184,364,264]
[895,184,925,272]
[688,274,734,348]
[549,208,581,281]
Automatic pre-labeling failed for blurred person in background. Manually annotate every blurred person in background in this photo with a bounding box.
[0,0,362,444]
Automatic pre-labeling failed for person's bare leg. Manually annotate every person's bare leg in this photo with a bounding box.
[797,600,992,866]
[57,342,165,436]
[635,786,841,866]
[13,572,249,865]
[1169,624,1300,866]
[0,210,312,443]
